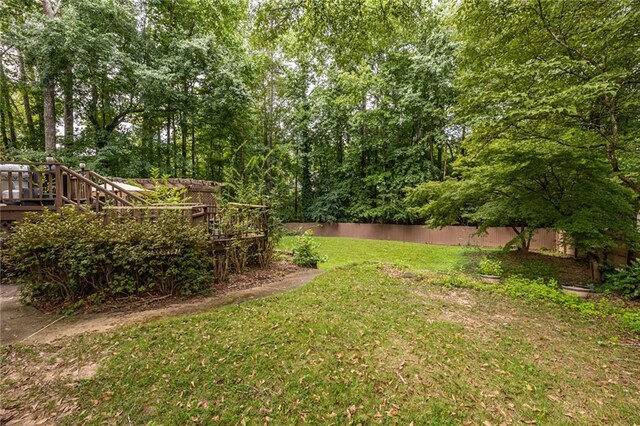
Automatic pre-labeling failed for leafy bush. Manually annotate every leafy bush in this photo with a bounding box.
[602,260,640,299]
[478,257,503,276]
[292,230,326,268]
[4,207,212,308]
[143,167,187,204]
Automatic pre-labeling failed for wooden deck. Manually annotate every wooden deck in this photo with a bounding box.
[0,162,268,241]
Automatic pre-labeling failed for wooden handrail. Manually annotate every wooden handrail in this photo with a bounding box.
[57,165,133,206]
[227,202,269,209]
[102,205,201,210]
[85,170,148,205]
[0,161,63,166]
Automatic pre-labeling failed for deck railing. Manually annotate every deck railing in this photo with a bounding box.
[0,162,60,207]
[103,202,269,240]
[102,203,211,225]
[0,162,146,209]
[1,162,269,241]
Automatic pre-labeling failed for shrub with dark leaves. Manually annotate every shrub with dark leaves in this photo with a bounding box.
[3,207,212,307]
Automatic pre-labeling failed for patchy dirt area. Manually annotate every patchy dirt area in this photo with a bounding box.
[1,262,322,345]
[467,249,594,285]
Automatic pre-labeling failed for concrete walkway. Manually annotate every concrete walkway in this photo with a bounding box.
[0,269,323,345]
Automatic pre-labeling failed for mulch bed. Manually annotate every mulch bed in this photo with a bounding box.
[38,260,305,315]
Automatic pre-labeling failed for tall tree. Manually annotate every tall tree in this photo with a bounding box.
[41,0,56,152]
[454,0,640,196]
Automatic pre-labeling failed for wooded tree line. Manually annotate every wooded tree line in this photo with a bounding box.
[0,0,456,223]
[1,0,638,254]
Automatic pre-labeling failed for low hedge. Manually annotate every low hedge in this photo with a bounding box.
[3,207,212,307]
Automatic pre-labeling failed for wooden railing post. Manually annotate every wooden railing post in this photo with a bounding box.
[53,163,63,209]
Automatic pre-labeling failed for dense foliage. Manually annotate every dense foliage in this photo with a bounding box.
[478,257,502,277]
[4,208,212,307]
[407,0,640,256]
[0,0,458,223]
[1,0,638,256]
[602,260,640,300]
[432,273,640,334]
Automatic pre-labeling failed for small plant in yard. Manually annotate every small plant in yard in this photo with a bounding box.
[292,230,326,268]
[602,260,640,299]
[478,257,503,276]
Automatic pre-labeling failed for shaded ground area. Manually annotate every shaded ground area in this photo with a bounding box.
[481,250,593,285]
[0,263,321,345]
[1,285,55,345]
[2,265,638,425]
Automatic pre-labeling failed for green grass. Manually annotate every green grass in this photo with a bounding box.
[3,265,640,425]
[279,236,481,272]
[3,239,639,424]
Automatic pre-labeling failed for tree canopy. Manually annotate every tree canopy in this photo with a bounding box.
[0,0,638,255]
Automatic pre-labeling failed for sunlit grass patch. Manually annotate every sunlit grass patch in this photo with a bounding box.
[279,236,481,272]
[3,264,637,425]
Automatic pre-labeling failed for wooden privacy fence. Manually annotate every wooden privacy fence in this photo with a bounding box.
[285,222,560,250]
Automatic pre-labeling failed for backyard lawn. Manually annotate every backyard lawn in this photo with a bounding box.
[2,239,639,424]
[279,236,479,272]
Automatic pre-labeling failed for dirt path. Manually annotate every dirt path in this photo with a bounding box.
[1,269,323,345]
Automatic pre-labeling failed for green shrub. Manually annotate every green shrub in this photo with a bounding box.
[4,207,211,307]
[143,167,187,204]
[292,230,326,268]
[619,311,640,334]
[602,260,640,299]
[478,257,503,276]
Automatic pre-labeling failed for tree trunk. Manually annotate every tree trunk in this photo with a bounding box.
[603,94,640,195]
[180,116,187,177]
[141,110,153,171]
[42,0,57,152]
[588,250,605,282]
[191,123,196,177]
[301,136,312,221]
[294,145,299,221]
[165,115,171,173]
[63,66,74,140]
[6,94,16,147]
[442,143,448,180]
[511,226,530,252]
[299,94,312,220]
[268,72,274,150]
[43,81,56,152]
[0,95,7,150]
[42,0,55,17]
[0,58,16,148]
[172,115,177,177]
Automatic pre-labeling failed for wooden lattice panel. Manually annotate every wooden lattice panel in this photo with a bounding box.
[0,220,13,233]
